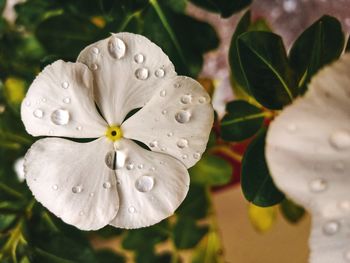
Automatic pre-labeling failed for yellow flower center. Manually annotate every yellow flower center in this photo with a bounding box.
[105,126,123,141]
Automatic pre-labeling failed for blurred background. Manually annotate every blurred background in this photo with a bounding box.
[1,0,350,262]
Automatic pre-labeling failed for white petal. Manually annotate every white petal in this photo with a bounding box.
[77,33,176,125]
[266,55,350,263]
[121,76,214,168]
[21,60,107,138]
[109,139,189,229]
[24,137,119,230]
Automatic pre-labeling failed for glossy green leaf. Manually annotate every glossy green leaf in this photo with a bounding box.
[190,0,252,18]
[241,129,285,206]
[289,15,344,91]
[173,218,208,249]
[220,100,265,141]
[189,154,232,186]
[237,31,297,109]
[177,185,209,219]
[280,199,305,224]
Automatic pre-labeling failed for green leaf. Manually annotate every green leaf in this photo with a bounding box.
[122,221,169,251]
[189,154,232,186]
[0,214,16,231]
[237,31,297,109]
[289,15,344,90]
[35,14,100,60]
[220,100,265,141]
[191,230,222,263]
[177,185,209,219]
[95,250,125,263]
[280,199,305,224]
[241,129,284,206]
[173,218,208,249]
[95,225,123,239]
[190,0,252,18]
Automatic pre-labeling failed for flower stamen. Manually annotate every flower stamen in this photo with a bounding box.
[106,126,122,141]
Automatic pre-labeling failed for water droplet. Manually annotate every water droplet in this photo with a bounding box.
[322,220,340,236]
[160,90,166,97]
[117,179,121,185]
[108,36,126,59]
[287,123,297,132]
[138,164,144,169]
[174,83,181,88]
[92,47,99,54]
[105,151,126,170]
[135,68,149,80]
[61,82,69,89]
[72,185,83,194]
[177,138,188,149]
[41,98,47,103]
[33,109,44,119]
[193,152,201,159]
[150,167,156,171]
[149,140,158,148]
[49,130,54,135]
[161,147,167,151]
[161,110,167,115]
[155,68,165,78]
[63,97,71,104]
[25,100,31,107]
[128,206,136,213]
[329,130,350,150]
[175,110,191,124]
[51,109,70,125]
[180,94,192,104]
[52,184,58,191]
[167,132,174,137]
[126,163,134,170]
[198,97,206,104]
[283,0,297,13]
[182,154,188,159]
[134,54,144,64]
[76,126,82,131]
[103,181,111,189]
[89,192,95,197]
[135,175,154,192]
[91,64,98,70]
[309,178,327,193]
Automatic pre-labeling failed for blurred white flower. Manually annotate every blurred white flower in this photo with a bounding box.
[266,54,350,262]
[21,33,213,230]
[13,157,25,182]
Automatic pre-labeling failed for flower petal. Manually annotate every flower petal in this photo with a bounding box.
[109,139,189,229]
[121,76,213,168]
[24,137,119,230]
[21,60,107,138]
[266,55,350,262]
[77,32,176,125]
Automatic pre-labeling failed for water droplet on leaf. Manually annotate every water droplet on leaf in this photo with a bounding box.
[135,68,149,80]
[175,110,191,124]
[135,175,154,192]
[33,109,44,119]
[134,54,144,64]
[108,36,126,59]
[72,185,83,194]
[51,109,70,125]
[177,138,188,149]
[155,68,165,78]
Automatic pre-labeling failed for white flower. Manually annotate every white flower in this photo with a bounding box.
[13,157,25,182]
[21,33,213,230]
[266,54,350,262]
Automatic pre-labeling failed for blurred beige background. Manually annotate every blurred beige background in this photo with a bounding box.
[213,186,310,263]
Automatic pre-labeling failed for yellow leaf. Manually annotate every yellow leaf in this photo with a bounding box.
[248,203,277,233]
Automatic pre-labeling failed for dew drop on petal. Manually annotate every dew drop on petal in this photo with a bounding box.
[193,152,201,159]
[41,98,47,103]
[161,147,167,151]
[61,82,69,89]
[49,130,54,135]
[329,130,350,150]
[138,164,144,169]
[167,132,174,137]
[175,110,191,124]
[92,47,99,54]
[322,220,340,236]
[103,181,111,189]
[177,138,188,149]
[90,64,98,70]
[135,175,154,192]
[128,206,136,213]
[150,167,156,172]
[105,151,125,170]
[180,94,192,104]
[309,178,327,193]
[51,109,70,125]
[25,100,31,107]
[63,97,71,104]
[160,90,166,97]
[108,36,126,59]
[198,96,206,104]
[76,126,82,131]
[126,163,134,170]
[174,83,181,88]
[182,154,188,159]
[161,110,167,115]
[52,184,58,191]
[155,68,165,78]
[72,185,83,194]
[135,68,149,80]
[89,192,95,197]
[134,54,144,64]
[149,140,158,148]
[33,109,44,119]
